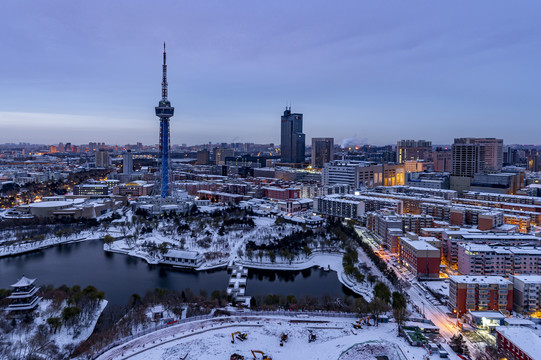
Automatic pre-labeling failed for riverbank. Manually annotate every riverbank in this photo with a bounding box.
[237,253,374,300]
[0,230,109,258]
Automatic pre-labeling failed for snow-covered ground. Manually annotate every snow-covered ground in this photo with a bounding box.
[2,298,108,358]
[97,315,446,360]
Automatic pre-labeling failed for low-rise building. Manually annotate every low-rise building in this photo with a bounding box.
[263,186,300,201]
[73,184,109,197]
[160,250,203,268]
[113,181,154,197]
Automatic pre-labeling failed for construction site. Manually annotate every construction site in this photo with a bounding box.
[97,314,450,360]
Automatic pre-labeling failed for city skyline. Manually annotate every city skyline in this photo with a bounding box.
[1,1,541,146]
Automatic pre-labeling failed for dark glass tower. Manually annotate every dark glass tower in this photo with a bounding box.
[280,107,305,163]
[155,43,174,198]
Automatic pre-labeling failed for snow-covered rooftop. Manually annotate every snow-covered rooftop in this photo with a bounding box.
[511,275,541,283]
[450,275,511,285]
[10,275,36,288]
[468,311,505,319]
[166,250,200,260]
[496,326,541,359]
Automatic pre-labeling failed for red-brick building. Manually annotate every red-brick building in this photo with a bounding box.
[263,186,300,201]
[449,276,513,316]
[496,326,541,360]
[398,234,441,279]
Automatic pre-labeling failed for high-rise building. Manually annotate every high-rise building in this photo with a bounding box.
[432,147,452,172]
[155,43,175,198]
[473,138,503,172]
[311,137,334,168]
[451,138,486,177]
[197,149,210,165]
[280,107,305,163]
[215,148,234,165]
[122,151,133,175]
[95,150,109,168]
[396,140,432,164]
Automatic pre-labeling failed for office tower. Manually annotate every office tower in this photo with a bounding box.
[433,147,452,172]
[451,138,486,177]
[396,140,432,163]
[95,150,109,168]
[122,151,133,175]
[64,142,72,152]
[197,149,210,165]
[311,137,334,168]
[473,138,503,172]
[280,107,305,163]
[155,43,175,198]
[215,148,234,165]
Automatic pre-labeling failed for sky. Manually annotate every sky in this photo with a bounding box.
[1,1,540,146]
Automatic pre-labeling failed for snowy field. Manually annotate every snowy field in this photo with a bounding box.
[97,316,437,360]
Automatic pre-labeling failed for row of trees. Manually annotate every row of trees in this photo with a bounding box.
[246,229,314,255]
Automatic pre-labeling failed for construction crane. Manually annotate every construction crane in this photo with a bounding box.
[279,333,288,346]
[231,331,248,343]
[251,350,272,360]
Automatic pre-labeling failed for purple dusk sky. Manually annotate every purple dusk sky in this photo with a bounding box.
[0,1,540,146]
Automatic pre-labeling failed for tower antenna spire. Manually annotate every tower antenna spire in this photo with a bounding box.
[155,42,174,198]
[162,42,168,101]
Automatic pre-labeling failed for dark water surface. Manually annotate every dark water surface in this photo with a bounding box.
[0,240,351,306]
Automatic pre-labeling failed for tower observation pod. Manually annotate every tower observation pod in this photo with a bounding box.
[155,42,174,198]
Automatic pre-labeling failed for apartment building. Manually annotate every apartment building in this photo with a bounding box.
[496,327,541,360]
[457,244,541,276]
[449,275,513,316]
[511,275,541,315]
[442,231,540,265]
[398,234,441,279]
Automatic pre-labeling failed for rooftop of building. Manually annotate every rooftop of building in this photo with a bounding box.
[399,237,439,251]
[165,250,200,260]
[459,243,512,254]
[496,326,541,359]
[10,275,36,288]
[511,275,541,283]
[468,311,505,319]
[449,275,512,285]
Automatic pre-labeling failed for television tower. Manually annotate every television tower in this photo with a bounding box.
[155,43,174,198]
